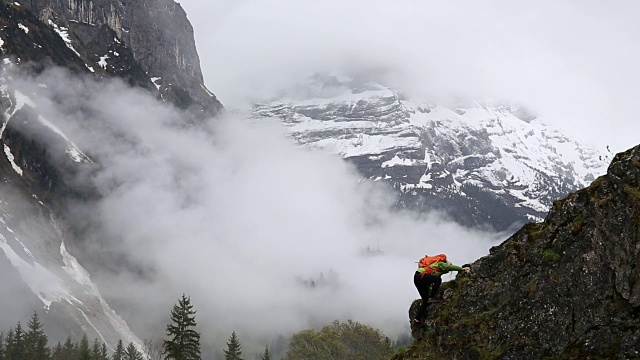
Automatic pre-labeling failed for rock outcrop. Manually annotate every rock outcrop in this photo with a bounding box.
[396,145,640,359]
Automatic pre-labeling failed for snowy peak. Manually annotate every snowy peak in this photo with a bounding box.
[253,79,607,229]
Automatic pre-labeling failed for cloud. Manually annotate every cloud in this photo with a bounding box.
[182,0,640,152]
[11,67,506,353]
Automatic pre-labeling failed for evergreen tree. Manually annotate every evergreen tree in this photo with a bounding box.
[124,343,143,360]
[91,339,107,360]
[25,311,50,360]
[50,343,62,360]
[223,332,243,360]
[52,337,76,360]
[260,346,271,360]
[100,343,109,360]
[13,322,25,360]
[0,332,5,360]
[112,340,125,360]
[4,329,14,360]
[78,334,92,360]
[163,294,201,360]
[91,339,100,360]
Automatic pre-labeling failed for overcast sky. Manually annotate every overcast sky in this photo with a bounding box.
[180,0,640,153]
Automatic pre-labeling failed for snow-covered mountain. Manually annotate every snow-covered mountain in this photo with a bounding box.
[0,59,142,348]
[0,0,216,349]
[253,76,607,230]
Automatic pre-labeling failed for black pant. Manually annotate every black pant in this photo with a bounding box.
[413,271,442,320]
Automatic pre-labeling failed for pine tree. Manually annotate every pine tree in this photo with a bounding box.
[223,332,243,360]
[78,334,91,360]
[260,345,271,360]
[100,343,109,360]
[50,342,62,360]
[52,337,76,360]
[13,322,25,360]
[62,337,76,360]
[163,294,201,360]
[0,332,5,360]
[112,340,125,360]
[25,311,50,360]
[91,339,105,360]
[4,329,14,360]
[124,343,143,360]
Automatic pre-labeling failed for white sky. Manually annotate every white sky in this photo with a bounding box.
[180,0,640,153]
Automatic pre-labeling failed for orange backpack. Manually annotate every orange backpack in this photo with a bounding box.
[418,254,447,276]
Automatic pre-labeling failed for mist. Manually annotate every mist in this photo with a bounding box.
[182,0,640,153]
[9,67,506,353]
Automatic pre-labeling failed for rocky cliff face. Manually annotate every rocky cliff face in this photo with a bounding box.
[397,145,640,359]
[254,76,607,231]
[0,0,220,348]
[15,0,222,115]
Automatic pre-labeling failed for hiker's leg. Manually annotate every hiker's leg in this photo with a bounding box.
[413,272,431,320]
[430,276,442,298]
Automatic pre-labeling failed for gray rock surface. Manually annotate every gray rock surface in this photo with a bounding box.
[20,0,222,115]
[398,145,640,359]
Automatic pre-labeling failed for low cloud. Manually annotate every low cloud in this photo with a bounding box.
[184,0,640,152]
[10,67,506,352]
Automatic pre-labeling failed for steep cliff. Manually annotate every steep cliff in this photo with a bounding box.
[15,0,222,115]
[0,0,212,347]
[396,145,640,359]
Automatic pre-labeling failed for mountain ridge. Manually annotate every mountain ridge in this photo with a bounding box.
[397,144,640,359]
[253,76,607,231]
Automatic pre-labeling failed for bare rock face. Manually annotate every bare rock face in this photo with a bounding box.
[397,145,640,359]
[20,0,222,115]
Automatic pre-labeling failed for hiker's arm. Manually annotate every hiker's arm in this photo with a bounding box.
[439,263,464,272]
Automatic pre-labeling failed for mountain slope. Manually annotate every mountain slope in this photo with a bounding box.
[0,0,221,348]
[397,145,640,359]
[253,77,607,230]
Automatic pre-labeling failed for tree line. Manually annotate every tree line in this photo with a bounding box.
[0,294,395,360]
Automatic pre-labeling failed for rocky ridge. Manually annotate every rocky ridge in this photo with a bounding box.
[397,145,640,359]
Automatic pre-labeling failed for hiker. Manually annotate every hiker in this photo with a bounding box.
[412,254,470,326]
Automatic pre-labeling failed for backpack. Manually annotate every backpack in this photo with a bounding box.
[418,254,447,275]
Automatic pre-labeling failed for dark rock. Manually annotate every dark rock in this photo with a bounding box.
[18,0,223,116]
[396,145,640,359]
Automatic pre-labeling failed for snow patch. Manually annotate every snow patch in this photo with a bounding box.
[3,144,23,175]
[98,55,109,69]
[382,155,420,168]
[151,77,162,90]
[201,83,215,97]
[48,20,82,57]
[18,23,29,33]
[37,115,92,163]
[0,234,72,310]
[60,242,144,352]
